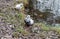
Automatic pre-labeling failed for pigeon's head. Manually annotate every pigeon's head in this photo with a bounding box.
[20,3,23,7]
[26,15,30,18]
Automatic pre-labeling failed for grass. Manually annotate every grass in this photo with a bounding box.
[34,23,60,34]
[50,27,60,34]
[17,12,26,26]
[0,0,29,37]
[14,12,29,36]
[18,13,25,19]
[13,32,19,37]
[15,26,30,36]
[0,13,5,16]
[34,23,50,31]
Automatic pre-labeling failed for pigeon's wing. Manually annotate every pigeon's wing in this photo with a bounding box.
[30,19,34,25]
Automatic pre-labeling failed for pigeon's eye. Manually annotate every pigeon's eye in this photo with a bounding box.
[21,5,23,7]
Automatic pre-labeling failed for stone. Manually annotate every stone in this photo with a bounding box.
[15,3,23,10]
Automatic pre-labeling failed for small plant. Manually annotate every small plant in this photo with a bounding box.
[12,32,19,38]
[17,13,25,20]
[18,13,23,19]
[15,26,29,36]
[17,13,25,26]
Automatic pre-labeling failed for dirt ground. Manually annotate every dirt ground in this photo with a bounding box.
[0,0,60,39]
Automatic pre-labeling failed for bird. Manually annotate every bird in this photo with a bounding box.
[15,3,23,10]
[24,15,34,26]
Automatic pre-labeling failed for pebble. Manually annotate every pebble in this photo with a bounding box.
[15,3,23,10]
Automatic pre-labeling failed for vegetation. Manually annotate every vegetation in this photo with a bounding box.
[33,23,60,34]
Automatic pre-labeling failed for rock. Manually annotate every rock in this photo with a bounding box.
[19,37,23,39]
[32,0,60,15]
[9,24,15,30]
[15,3,24,10]
[1,37,6,39]
[55,24,60,27]
[32,26,40,33]
[32,0,60,24]
[1,34,12,39]
[45,37,51,39]
[49,33,58,39]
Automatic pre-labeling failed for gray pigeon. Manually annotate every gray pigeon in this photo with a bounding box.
[24,15,34,26]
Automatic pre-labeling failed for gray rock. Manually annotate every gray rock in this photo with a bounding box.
[45,37,51,39]
[32,26,40,33]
